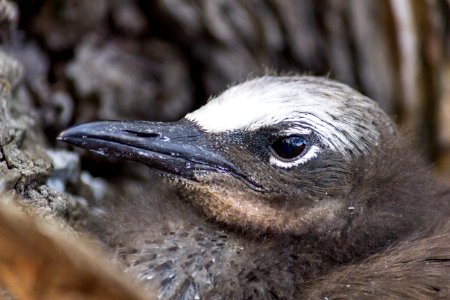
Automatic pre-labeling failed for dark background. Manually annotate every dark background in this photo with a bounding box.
[10,0,450,178]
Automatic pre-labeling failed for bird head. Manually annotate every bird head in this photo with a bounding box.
[59,76,398,236]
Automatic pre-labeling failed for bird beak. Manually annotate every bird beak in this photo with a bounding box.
[57,120,264,191]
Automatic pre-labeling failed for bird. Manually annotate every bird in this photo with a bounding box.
[58,76,450,299]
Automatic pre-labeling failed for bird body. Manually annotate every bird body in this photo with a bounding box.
[59,76,450,299]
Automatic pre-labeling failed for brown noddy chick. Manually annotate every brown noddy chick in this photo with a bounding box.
[58,76,450,299]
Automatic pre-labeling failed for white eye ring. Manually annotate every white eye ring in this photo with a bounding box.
[269,145,321,169]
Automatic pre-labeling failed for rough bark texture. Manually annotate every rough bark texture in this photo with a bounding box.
[0,1,146,298]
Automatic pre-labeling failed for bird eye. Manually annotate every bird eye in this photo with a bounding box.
[270,136,307,161]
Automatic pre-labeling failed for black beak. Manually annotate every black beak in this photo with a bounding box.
[57,120,266,192]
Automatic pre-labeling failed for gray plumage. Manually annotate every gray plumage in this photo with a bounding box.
[59,76,450,299]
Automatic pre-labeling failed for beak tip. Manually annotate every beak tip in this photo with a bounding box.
[57,132,65,140]
[57,127,82,144]
[56,130,70,142]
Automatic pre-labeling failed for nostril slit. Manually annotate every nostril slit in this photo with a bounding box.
[122,129,160,138]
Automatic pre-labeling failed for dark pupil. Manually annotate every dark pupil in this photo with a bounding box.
[271,136,307,160]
